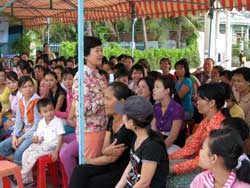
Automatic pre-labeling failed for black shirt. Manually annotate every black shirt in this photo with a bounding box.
[48,83,67,112]
[107,118,135,167]
[126,136,168,188]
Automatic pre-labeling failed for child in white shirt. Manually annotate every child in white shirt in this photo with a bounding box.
[21,98,65,185]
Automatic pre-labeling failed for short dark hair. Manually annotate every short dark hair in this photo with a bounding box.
[220,70,232,80]
[37,98,54,112]
[98,69,109,82]
[43,43,49,48]
[114,68,129,79]
[205,57,215,65]
[34,65,45,72]
[108,82,132,100]
[221,117,249,141]
[6,71,18,82]
[130,63,144,76]
[45,70,58,80]
[53,65,64,78]
[62,68,75,78]
[160,58,172,69]
[17,61,32,74]
[18,76,34,88]
[84,36,102,57]
[232,67,250,81]
[213,65,224,74]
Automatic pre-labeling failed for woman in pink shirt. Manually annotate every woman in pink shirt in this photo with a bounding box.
[191,129,250,188]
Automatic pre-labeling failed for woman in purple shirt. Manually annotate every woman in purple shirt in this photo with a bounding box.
[152,75,185,154]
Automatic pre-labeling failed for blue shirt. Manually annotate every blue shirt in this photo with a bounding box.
[175,78,194,114]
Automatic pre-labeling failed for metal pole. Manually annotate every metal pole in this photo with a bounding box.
[47,17,50,44]
[131,3,137,57]
[208,8,214,57]
[78,0,85,164]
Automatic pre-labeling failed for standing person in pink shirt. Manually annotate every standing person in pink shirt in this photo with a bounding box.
[191,129,250,188]
[60,36,107,183]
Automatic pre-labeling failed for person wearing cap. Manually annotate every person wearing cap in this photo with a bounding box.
[115,96,168,188]
[69,82,135,188]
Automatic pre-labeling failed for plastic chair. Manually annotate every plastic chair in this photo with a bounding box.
[0,160,23,188]
[36,155,59,188]
[2,176,11,188]
[36,155,68,188]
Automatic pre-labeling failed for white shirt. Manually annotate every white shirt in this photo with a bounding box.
[34,116,65,147]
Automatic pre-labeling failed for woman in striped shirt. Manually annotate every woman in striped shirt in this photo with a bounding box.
[191,128,250,188]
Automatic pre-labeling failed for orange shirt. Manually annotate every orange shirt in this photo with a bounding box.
[169,111,225,174]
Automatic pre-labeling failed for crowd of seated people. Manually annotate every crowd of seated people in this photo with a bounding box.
[0,36,250,188]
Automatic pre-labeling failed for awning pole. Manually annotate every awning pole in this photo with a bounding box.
[78,0,85,164]
[208,7,214,57]
[0,0,16,12]
[131,3,137,58]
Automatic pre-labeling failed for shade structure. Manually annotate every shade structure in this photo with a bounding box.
[1,0,250,28]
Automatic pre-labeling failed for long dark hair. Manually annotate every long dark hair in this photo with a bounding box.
[174,58,191,78]
[208,129,250,183]
[138,77,155,104]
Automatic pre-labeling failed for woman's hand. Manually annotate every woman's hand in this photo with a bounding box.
[102,139,126,156]
[12,136,18,149]
[51,151,58,162]
[17,137,24,146]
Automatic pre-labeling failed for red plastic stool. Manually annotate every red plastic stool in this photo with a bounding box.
[0,160,23,188]
[36,155,59,188]
[2,176,11,188]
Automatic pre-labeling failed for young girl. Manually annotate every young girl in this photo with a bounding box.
[0,71,22,140]
[128,64,144,92]
[55,68,74,134]
[0,76,41,165]
[115,96,168,188]
[191,129,250,188]
[45,71,66,112]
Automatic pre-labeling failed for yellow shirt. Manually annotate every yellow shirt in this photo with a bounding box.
[230,104,245,119]
[0,86,11,118]
[235,91,250,126]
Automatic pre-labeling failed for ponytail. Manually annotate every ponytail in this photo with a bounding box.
[236,157,250,183]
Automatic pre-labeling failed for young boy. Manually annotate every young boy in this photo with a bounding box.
[21,98,65,186]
